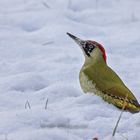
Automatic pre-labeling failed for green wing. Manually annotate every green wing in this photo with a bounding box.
[82,63,140,113]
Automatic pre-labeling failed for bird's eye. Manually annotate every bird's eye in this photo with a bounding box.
[83,43,95,57]
[88,44,95,52]
[89,45,93,48]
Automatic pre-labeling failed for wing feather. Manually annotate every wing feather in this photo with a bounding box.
[82,63,140,112]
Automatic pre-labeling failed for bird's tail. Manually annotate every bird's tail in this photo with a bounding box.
[102,94,140,113]
[114,98,140,113]
[124,101,140,113]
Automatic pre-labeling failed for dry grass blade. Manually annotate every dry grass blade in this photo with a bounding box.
[42,41,54,46]
[45,98,49,110]
[112,94,128,137]
[25,100,31,109]
[42,1,50,9]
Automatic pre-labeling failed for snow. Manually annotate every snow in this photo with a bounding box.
[0,0,140,139]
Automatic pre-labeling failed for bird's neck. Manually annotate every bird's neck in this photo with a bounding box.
[84,55,106,68]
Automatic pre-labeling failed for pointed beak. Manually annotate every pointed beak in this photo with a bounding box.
[66,32,86,47]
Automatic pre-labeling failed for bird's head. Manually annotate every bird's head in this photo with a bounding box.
[67,32,107,65]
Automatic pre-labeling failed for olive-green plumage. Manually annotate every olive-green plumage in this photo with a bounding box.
[80,58,140,113]
[67,32,140,113]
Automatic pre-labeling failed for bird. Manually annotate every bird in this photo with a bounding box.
[67,32,140,113]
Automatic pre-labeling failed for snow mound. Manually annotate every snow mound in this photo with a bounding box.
[0,0,140,140]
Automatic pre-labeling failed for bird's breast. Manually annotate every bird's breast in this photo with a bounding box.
[79,72,118,104]
[80,72,112,101]
[80,72,99,94]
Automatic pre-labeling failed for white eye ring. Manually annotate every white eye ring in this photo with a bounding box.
[89,45,93,49]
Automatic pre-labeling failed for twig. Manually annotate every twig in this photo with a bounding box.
[25,100,31,109]
[42,1,50,9]
[42,41,54,46]
[68,0,72,9]
[45,98,49,110]
[112,95,128,136]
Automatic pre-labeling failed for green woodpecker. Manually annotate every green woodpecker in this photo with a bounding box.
[67,32,140,113]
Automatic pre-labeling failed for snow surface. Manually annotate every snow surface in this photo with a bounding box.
[0,0,140,140]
